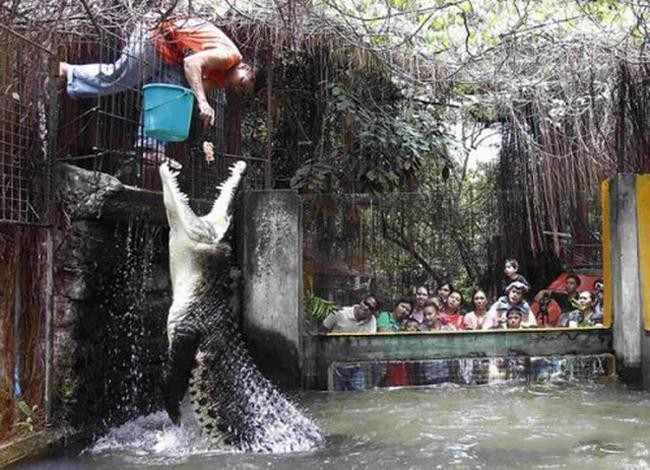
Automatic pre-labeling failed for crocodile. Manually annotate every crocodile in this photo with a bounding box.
[159,161,323,453]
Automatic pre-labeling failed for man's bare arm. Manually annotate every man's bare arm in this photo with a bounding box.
[184,48,242,126]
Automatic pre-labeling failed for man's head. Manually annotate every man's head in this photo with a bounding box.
[565,274,581,295]
[354,295,378,321]
[506,281,528,305]
[225,62,266,95]
[506,308,523,329]
[414,286,429,308]
[393,299,413,321]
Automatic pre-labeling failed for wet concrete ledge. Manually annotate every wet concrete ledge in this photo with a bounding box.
[0,426,96,468]
[57,164,212,223]
[304,328,613,389]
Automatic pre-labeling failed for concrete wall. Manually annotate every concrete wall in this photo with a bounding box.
[304,330,613,389]
[609,174,643,382]
[53,165,171,430]
[239,190,303,389]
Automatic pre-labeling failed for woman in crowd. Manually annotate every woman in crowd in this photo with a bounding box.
[433,280,453,310]
[408,285,430,329]
[440,290,465,330]
[376,299,413,332]
[463,289,490,330]
[592,278,604,319]
[559,290,603,327]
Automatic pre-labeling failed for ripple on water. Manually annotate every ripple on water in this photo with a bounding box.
[31,381,650,469]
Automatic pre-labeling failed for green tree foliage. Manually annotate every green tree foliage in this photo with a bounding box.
[242,47,450,194]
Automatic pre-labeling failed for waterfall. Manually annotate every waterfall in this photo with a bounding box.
[101,218,161,424]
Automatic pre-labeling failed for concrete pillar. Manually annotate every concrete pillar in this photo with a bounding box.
[239,190,303,388]
[610,174,643,383]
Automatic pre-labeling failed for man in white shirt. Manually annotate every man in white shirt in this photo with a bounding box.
[320,295,379,334]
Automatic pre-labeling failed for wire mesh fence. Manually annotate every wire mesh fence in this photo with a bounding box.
[0,26,55,226]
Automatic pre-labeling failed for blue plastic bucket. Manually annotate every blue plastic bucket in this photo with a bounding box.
[143,84,194,142]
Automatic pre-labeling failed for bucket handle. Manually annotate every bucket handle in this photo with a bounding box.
[145,89,194,113]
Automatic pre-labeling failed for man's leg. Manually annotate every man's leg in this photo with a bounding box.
[63,23,157,98]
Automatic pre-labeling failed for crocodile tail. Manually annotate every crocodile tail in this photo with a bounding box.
[189,351,227,444]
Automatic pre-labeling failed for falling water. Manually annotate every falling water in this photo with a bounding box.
[100,217,161,425]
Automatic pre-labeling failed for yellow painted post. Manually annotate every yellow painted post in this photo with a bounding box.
[636,175,650,331]
[601,178,612,328]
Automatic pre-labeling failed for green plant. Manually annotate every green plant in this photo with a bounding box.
[305,292,339,321]
[14,400,38,434]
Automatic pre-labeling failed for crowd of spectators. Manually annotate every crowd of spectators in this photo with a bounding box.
[320,259,605,334]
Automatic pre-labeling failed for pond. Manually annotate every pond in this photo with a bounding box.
[18,381,650,469]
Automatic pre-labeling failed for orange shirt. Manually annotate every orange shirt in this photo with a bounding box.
[152,18,242,86]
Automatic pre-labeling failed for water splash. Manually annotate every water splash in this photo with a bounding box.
[84,410,217,465]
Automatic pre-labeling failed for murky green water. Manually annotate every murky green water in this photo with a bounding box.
[19,382,650,469]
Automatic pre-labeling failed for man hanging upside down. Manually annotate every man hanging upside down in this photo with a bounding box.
[59,14,265,167]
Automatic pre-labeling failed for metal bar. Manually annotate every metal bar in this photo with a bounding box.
[43,229,54,425]
[0,219,52,228]
[95,108,140,125]
[265,50,273,189]
[43,53,58,424]
[13,237,23,401]
[46,54,58,225]
[220,152,269,162]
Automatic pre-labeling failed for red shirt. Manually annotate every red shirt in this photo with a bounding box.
[440,312,465,330]
[152,18,242,86]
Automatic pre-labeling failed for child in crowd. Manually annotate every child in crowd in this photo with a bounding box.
[499,259,529,296]
[483,281,537,329]
[403,319,421,332]
[423,301,441,331]
[505,308,523,329]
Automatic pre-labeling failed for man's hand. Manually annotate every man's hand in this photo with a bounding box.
[197,99,215,126]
